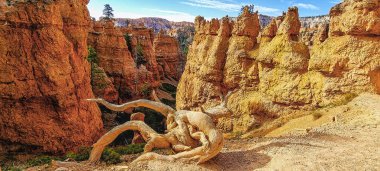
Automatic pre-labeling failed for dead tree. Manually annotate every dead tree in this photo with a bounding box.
[86,92,232,164]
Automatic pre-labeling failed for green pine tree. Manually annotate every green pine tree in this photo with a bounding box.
[103,4,114,20]
[135,43,147,67]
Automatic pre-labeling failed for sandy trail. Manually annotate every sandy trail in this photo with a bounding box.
[43,93,380,171]
[124,93,380,171]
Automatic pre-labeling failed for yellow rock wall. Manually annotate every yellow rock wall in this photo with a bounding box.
[177,2,380,133]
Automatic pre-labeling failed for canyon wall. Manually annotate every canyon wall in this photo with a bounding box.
[153,30,182,79]
[177,1,380,133]
[0,0,103,153]
[88,20,156,101]
[121,26,161,84]
[299,15,329,29]
[310,0,380,95]
[88,21,182,101]
[90,63,119,102]
[115,17,194,33]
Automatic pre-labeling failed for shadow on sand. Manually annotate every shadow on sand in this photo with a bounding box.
[200,141,324,171]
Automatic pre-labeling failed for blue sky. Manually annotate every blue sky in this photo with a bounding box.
[88,0,342,22]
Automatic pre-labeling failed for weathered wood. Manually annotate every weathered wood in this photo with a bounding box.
[87,93,231,164]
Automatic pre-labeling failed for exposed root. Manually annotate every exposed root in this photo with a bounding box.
[87,93,232,164]
[86,98,175,117]
[88,121,166,164]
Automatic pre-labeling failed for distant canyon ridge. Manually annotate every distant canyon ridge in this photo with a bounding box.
[115,15,329,33]
[115,14,329,48]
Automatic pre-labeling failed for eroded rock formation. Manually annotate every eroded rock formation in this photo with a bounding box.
[329,0,380,36]
[121,26,161,84]
[177,1,380,134]
[299,23,329,47]
[309,0,380,95]
[88,20,156,101]
[0,0,103,153]
[153,30,182,79]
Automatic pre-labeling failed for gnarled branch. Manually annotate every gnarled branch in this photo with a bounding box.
[88,121,164,163]
[87,91,232,164]
[86,98,175,117]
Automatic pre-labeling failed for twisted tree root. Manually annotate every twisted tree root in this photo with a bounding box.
[88,121,166,163]
[87,91,232,164]
[86,98,175,117]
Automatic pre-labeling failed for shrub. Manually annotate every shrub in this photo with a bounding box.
[333,93,358,106]
[134,43,147,67]
[177,26,194,57]
[3,165,22,171]
[101,148,121,164]
[232,131,243,139]
[182,46,189,56]
[134,107,165,133]
[26,155,64,167]
[275,122,284,128]
[319,93,359,108]
[140,83,152,97]
[114,143,145,155]
[87,46,98,64]
[91,65,108,89]
[124,34,133,52]
[65,147,91,161]
[1,144,145,168]
[239,5,255,15]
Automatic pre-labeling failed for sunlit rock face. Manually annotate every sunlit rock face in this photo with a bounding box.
[0,0,103,154]
[177,1,380,134]
[309,0,380,95]
[329,0,380,36]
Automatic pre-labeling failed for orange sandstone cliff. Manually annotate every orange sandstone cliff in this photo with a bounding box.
[0,0,103,153]
[153,30,182,79]
[121,25,161,85]
[177,1,380,134]
[88,21,182,101]
[88,20,156,101]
